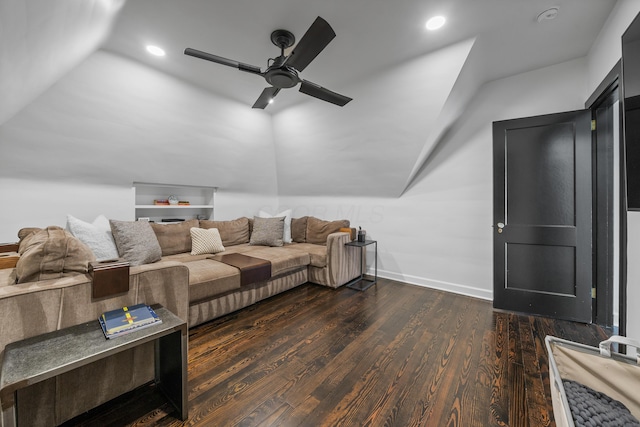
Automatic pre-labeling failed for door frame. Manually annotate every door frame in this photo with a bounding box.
[585,60,626,333]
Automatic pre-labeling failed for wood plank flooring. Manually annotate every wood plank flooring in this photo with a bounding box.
[63,279,609,427]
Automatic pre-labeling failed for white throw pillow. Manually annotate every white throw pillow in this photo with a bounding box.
[190,227,225,255]
[258,209,292,243]
[66,214,119,261]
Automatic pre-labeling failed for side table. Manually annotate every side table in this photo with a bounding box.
[345,240,377,291]
[0,306,187,426]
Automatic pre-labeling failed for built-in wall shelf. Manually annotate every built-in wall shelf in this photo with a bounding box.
[133,182,217,222]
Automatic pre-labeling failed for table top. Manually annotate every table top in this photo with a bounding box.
[1,306,186,399]
[345,239,377,247]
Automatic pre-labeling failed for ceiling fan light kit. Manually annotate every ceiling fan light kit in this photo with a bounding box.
[184,16,352,109]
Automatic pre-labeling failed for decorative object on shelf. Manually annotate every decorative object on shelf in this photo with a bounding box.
[168,195,179,205]
[134,182,216,223]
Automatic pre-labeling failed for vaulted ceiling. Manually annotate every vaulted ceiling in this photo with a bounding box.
[0,0,618,197]
[103,0,615,113]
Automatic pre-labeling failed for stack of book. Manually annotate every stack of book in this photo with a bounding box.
[99,304,162,339]
[154,199,170,205]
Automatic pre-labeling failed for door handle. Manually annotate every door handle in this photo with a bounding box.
[496,222,504,234]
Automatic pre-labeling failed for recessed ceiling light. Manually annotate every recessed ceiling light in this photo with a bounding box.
[426,16,446,31]
[268,99,274,104]
[146,45,166,56]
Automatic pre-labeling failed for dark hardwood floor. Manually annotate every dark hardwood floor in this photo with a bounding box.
[64,279,609,427]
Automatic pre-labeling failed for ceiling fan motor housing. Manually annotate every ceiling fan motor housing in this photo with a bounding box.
[265,65,300,88]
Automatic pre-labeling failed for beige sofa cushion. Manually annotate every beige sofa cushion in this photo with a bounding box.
[186,259,241,302]
[291,216,308,243]
[306,217,350,245]
[151,219,198,256]
[289,243,327,268]
[15,226,95,284]
[231,246,310,276]
[200,217,250,246]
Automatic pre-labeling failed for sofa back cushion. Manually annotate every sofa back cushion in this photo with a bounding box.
[150,219,199,256]
[200,217,250,246]
[15,226,96,284]
[291,216,308,243]
[306,217,350,245]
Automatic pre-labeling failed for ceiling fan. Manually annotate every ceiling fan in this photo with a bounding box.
[184,16,352,109]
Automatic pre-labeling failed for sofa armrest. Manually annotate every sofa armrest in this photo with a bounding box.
[0,261,189,360]
[325,232,361,287]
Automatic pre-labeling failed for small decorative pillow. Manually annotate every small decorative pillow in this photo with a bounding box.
[190,227,225,255]
[109,220,162,266]
[249,216,285,247]
[258,209,292,243]
[66,214,119,261]
[16,226,96,284]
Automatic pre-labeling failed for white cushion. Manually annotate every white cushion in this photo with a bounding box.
[258,209,292,243]
[66,214,119,261]
[190,227,225,255]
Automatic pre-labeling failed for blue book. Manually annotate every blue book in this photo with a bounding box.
[99,304,161,339]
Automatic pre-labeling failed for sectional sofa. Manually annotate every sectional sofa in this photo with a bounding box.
[0,215,361,426]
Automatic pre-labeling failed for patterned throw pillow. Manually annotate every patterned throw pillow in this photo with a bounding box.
[190,227,225,255]
[249,216,285,247]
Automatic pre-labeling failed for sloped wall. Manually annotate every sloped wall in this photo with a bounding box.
[272,39,474,198]
[0,50,279,240]
[277,58,589,299]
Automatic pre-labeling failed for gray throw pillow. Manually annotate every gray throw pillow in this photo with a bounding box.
[109,220,162,266]
[249,216,285,247]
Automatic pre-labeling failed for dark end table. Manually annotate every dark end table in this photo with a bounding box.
[1,306,188,426]
[345,240,378,291]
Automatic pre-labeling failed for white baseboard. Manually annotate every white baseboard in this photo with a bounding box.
[370,268,493,301]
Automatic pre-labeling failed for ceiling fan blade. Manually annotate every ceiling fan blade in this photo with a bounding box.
[285,16,336,72]
[252,87,281,109]
[299,80,352,106]
[184,48,262,75]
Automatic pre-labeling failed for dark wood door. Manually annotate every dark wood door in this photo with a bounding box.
[493,110,592,322]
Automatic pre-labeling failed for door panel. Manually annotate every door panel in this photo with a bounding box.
[506,123,575,226]
[506,244,575,295]
[493,110,592,322]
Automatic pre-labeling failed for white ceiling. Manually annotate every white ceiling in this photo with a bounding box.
[102,0,617,113]
[0,0,620,198]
